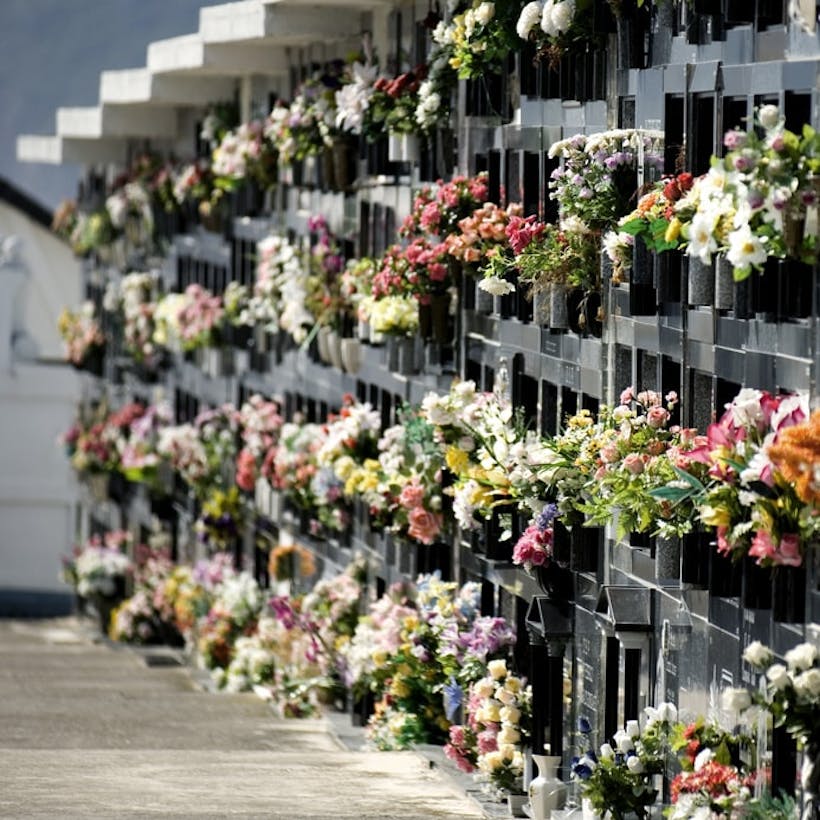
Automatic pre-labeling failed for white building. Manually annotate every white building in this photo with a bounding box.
[0,178,81,615]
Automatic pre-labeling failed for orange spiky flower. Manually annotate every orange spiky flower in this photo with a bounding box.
[769,409,820,506]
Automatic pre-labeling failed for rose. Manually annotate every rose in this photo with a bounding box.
[626,719,640,739]
[407,507,442,545]
[758,104,781,130]
[623,453,645,475]
[646,405,670,429]
[774,533,803,568]
[474,1,495,26]
[784,642,818,672]
[488,659,508,680]
[743,641,773,668]
[793,669,820,699]
[599,743,615,760]
[497,725,521,745]
[721,687,752,713]
[767,664,791,689]
[626,755,644,774]
[500,705,521,724]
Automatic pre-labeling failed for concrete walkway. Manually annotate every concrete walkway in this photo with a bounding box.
[0,618,484,819]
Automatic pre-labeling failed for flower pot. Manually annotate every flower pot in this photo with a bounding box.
[317,326,333,365]
[783,206,806,257]
[331,137,354,191]
[326,329,344,370]
[687,256,715,307]
[772,564,807,623]
[340,338,362,374]
[709,549,742,597]
[506,793,528,818]
[529,755,567,820]
[549,283,569,330]
[418,301,433,341]
[655,535,681,583]
[681,530,710,588]
[532,288,549,325]
[475,279,495,313]
[571,526,601,573]
[400,133,419,163]
[714,254,734,311]
[733,275,754,319]
[431,292,451,344]
[742,555,772,609]
[387,133,403,163]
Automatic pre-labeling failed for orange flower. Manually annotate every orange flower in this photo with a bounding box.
[769,409,820,505]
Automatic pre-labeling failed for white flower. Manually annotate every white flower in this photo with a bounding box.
[721,686,752,713]
[613,730,633,754]
[549,0,576,33]
[500,705,521,724]
[758,104,781,130]
[793,669,820,699]
[726,224,767,271]
[478,275,515,296]
[686,211,720,264]
[625,719,640,739]
[488,658,508,679]
[785,643,818,671]
[730,388,764,428]
[516,1,543,39]
[498,725,521,745]
[767,663,791,690]
[743,640,773,668]
[540,0,557,35]
[626,755,645,774]
[474,2,495,26]
[599,743,615,760]
[694,748,713,771]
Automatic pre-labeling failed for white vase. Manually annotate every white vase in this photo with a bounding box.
[387,132,403,162]
[506,793,528,818]
[327,329,344,370]
[528,755,567,820]
[401,133,419,163]
[340,338,362,373]
[317,326,333,364]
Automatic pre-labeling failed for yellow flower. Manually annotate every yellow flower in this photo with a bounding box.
[334,455,356,481]
[664,217,682,243]
[390,678,410,699]
[446,446,470,475]
[699,504,730,528]
[371,649,388,668]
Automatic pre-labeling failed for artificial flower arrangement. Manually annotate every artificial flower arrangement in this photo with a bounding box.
[400,173,490,241]
[302,215,347,331]
[235,394,284,493]
[116,401,173,493]
[195,486,244,551]
[344,574,517,751]
[67,208,117,257]
[62,401,120,476]
[363,64,428,137]
[445,657,532,798]
[105,179,155,252]
[433,1,520,81]
[262,416,322,517]
[676,105,820,280]
[658,387,818,568]
[57,301,105,367]
[445,201,522,276]
[104,270,167,368]
[420,379,548,534]
[66,530,134,599]
[577,388,710,539]
[572,706,678,820]
[606,172,694,284]
[268,543,317,585]
[196,564,264,671]
[211,118,277,194]
[266,60,347,164]
[346,404,447,546]
[109,543,180,645]
[172,160,214,210]
[174,283,226,352]
[735,640,820,810]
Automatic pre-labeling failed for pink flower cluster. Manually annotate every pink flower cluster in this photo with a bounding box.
[177,284,225,347]
[512,522,553,570]
[445,202,521,264]
[399,481,443,545]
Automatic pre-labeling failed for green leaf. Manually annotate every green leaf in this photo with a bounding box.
[618,218,645,236]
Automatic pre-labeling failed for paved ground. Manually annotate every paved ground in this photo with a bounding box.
[0,618,485,819]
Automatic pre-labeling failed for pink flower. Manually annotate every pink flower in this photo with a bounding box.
[235,448,257,492]
[399,483,425,509]
[407,507,442,545]
[773,533,802,567]
[749,530,777,565]
[600,442,620,464]
[619,386,635,405]
[716,525,731,556]
[647,405,670,429]
[623,453,645,475]
[477,729,498,754]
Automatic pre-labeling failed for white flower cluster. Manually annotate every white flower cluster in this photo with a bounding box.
[105,182,154,235]
[213,631,276,693]
[212,121,263,180]
[335,62,378,135]
[516,0,576,40]
[75,546,132,597]
[213,571,263,627]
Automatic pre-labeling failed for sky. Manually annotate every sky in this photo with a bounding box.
[0,0,215,211]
